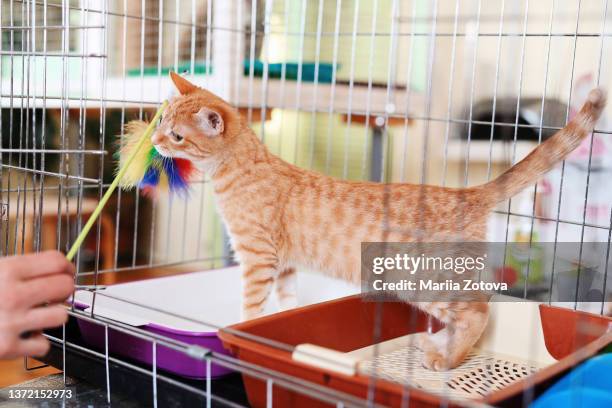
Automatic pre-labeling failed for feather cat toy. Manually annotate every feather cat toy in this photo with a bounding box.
[65,100,194,262]
[117,119,197,197]
[66,96,198,263]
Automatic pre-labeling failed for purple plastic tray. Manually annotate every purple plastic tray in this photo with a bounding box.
[71,267,359,380]
[74,303,234,379]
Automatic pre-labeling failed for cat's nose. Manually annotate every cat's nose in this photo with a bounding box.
[151,131,164,145]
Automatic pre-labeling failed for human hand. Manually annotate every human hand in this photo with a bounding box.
[0,251,75,359]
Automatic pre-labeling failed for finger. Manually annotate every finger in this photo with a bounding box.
[19,274,74,308]
[5,251,75,280]
[20,305,68,333]
[16,333,50,358]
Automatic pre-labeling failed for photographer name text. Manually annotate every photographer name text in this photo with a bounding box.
[371,279,508,292]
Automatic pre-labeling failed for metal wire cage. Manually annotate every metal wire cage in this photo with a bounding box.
[0,0,611,407]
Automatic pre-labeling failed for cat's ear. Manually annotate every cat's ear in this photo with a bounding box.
[170,71,197,95]
[194,108,224,137]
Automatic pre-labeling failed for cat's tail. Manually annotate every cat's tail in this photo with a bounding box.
[479,88,607,205]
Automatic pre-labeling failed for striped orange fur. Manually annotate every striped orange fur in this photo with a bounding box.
[152,72,606,370]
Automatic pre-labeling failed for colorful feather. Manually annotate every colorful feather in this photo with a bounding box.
[117,120,197,197]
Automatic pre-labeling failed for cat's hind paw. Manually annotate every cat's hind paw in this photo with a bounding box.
[422,350,453,371]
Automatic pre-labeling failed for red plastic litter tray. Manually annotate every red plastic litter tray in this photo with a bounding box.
[219,295,612,407]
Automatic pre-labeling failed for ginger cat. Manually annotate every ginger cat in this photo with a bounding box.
[152,71,606,370]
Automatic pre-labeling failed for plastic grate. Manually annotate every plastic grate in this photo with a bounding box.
[358,345,541,401]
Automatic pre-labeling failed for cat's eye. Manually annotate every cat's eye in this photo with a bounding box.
[170,130,184,143]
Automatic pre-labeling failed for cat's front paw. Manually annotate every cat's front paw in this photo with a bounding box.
[241,307,264,321]
[277,294,298,311]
